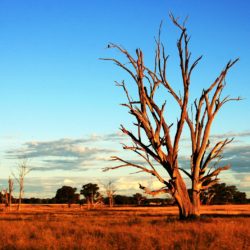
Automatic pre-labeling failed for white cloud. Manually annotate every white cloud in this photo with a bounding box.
[5,136,118,171]
[238,175,250,188]
[63,178,75,185]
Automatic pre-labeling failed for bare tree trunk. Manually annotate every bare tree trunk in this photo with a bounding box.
[87,197,90,210]
[173,172,194,219]
[175,180,201,219]
[91,193,94,208]
[192,181,201,217]
[17,185,23,211]
[109,196,113,207]
[5,191,9,208]
[207,193,215,205]
[8,190,12,209]
[175,201,193,220]
[8,177,13,211]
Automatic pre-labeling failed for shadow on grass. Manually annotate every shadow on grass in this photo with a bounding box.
[0,217,34,221]
[202,213,250,218]
[145,214,250,225]
[161,214,250,223]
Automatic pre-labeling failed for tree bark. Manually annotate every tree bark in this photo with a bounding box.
[17,188,22,211]
[192,181,201,217]
[173,171,195,219]
[8,177,13,211]
[109,196,113,207]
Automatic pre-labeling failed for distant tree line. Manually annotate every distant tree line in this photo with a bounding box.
[200,183,248,205]
[1,182,248,206]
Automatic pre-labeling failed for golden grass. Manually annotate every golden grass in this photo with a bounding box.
[0,204,249,250]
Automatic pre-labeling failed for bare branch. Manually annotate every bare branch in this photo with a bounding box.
[201,179,220,190]
[200,165,230,184]
[139,184,170,196]
[201,138,233,171]
[179,168,192,179]
[100,58,137,82]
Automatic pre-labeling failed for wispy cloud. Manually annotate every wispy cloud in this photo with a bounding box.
[5,135,122,171]
[181,130,250,143]
[210,130,250,140]
[7,140,112,159]
[220,144,250,172]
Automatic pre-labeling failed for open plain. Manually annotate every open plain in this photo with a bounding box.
[0,204,249,250]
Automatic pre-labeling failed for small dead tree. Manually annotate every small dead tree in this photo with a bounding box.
[102,14,240,219]
[104,181,116,207]
[8,177,14,210]
[13,160,32,211]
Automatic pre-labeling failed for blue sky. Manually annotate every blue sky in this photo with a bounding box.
[0,0,249,198]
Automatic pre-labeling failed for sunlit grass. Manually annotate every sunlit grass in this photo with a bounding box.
[0,205,249,249]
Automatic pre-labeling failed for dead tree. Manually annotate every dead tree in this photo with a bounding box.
[104,181,116,207]
[8,177,14,210]
[13,160,32,211]
[102,14,240,219]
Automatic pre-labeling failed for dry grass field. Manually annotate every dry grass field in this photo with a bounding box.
[0,204,249,250]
